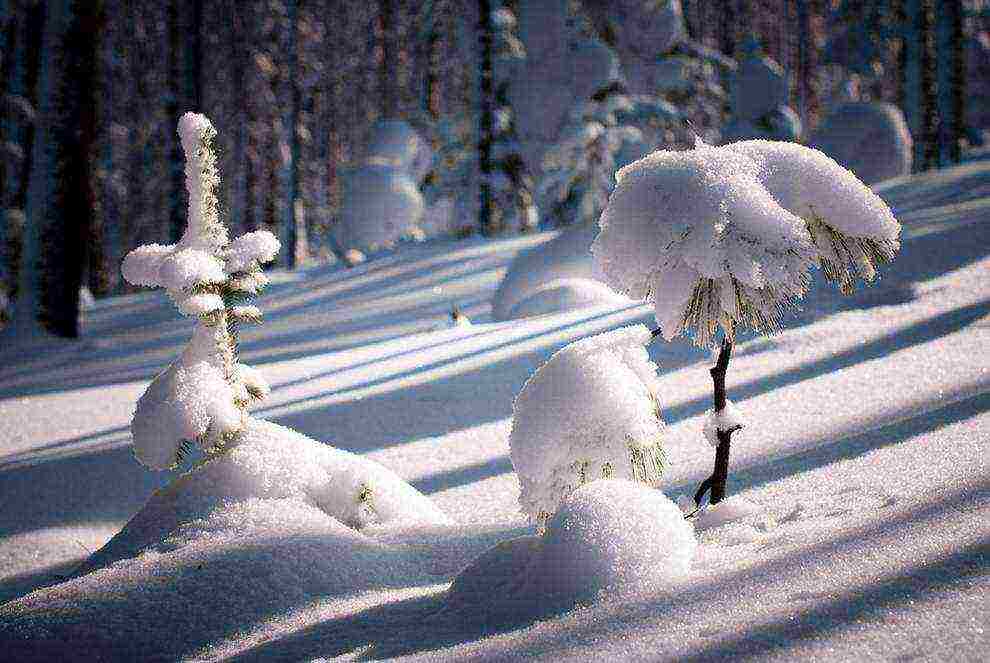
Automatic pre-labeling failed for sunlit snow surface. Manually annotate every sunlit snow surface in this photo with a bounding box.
[2,160,990,660]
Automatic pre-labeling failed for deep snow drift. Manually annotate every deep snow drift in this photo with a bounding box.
[1,158,990,661]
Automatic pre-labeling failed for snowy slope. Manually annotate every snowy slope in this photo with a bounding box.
[2,160,990,661]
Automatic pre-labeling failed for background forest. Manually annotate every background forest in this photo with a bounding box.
[1,0,988,336]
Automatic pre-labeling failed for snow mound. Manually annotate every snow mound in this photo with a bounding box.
[80,417,451,573]
[506,278,630,320]
[447,480,694,614]
[334,163,425,252]
[509,326,666,526]
[721,105,802,143]
[542,480,695,594]
[809,102,913,184]
[492,223,606,321]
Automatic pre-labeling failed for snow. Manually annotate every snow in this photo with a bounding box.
[493,222,629,321]
[334,164,425,252]
[809,102,913,185]
[509,325,665,525]
[2,156,990,660]
[448,480,694,616]
[595,138,904,346]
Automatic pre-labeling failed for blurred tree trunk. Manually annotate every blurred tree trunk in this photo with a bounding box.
[478,0,497,235]
[936,0,965,164]
[280,0,304,267]
[38,0,104,337]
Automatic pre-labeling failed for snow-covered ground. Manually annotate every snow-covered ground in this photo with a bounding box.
[1,159,989,661]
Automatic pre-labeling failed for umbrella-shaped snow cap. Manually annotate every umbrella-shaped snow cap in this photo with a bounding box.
[592,139,818,347]
[724,140,901,293]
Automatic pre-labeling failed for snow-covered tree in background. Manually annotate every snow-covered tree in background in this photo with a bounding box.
[122,113,279,469]
[539,88,680,229]
[593,138,901,508]
[509,325,667,531]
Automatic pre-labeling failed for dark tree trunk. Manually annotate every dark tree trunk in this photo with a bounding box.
[424,0,442,118]
[720,0,736,59]
[379,0,396,118]
[477,0,497,236]
[280,0,303,268]
[919,0,938,170]
[39,0,104,337]
[166,0,184,243]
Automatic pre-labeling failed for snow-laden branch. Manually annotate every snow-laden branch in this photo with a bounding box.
[121,113,281,469]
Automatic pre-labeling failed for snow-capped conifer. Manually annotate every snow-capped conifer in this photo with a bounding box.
[122,113,280,469]
[509,325,667,530]
[593,137,901,507]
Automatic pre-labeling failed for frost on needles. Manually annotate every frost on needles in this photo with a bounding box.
[122,113,280,469]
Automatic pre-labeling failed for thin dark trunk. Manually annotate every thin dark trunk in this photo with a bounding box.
[424,0,441,118]
[919,0,938,170]
[695,336,739,506]
[379,0,395,118]
[720,0,736,59]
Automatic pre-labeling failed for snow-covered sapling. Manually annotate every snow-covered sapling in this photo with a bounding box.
[121,113,280,469]
[593,138,900,507]
[509,325,667,531]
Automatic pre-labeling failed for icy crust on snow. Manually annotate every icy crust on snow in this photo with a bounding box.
[79,417,452,574]
[593,139,902,345]
[701,400,746,447]
[447,480,694,613]
[509,326,666,525]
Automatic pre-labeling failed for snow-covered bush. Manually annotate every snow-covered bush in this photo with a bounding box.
[364,119,433,183]
[121,113,279,469]
[509,325,667,530]
[334,163,425,252]
[722,39,801,143]
[809,102,913,185]
[593,137,901,507]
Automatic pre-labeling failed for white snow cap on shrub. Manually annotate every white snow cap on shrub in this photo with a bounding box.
[702,400,746,447]
[509,325,666,526]
[593,138,901,346]
[225,230,281,273]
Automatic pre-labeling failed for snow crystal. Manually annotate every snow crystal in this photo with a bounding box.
[225,230,280,273]
[121,243,174,287]
[701,400,746,447]
[235,363,270,400]
[175,293,224,317]
[509,325,666,525]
